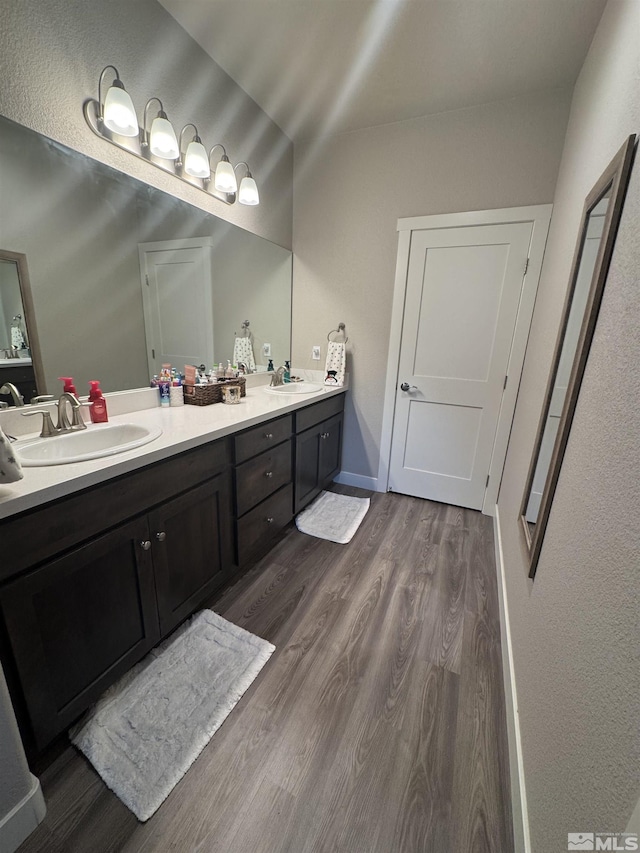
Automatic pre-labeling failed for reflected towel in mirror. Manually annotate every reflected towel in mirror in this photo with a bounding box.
[233,336,256,372]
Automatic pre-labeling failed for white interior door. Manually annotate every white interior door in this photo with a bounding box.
[389,221,533,510]
[139,241,214,377]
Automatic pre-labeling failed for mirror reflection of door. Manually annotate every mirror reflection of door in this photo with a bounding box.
[524,194,610,528]
[0,253,41,406]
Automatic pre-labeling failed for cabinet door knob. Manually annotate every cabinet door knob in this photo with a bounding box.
[321,432,330,439]
[265,471,273,478]
[156,531,166,542]
[266,517,274,524]
[264,432,273,439]
[140,540,151,551]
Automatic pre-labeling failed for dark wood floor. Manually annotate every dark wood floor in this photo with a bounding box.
[18,488,513,853]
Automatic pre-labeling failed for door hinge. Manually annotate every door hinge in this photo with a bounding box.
[152,348,155,359]
[503,374,508,390]
[145,274,149,286]
[523,257,530,276]
[486,474,490,488]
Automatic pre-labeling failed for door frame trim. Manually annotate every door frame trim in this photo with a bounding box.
[378,205,553,515]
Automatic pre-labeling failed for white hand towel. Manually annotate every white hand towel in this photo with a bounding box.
[233,336,256,372]
[324,341,346,387]
[0,426,23,484]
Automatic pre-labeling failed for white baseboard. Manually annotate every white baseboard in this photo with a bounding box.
[334,471,382,492]
[493,505,531,853]
[0,774,46,853]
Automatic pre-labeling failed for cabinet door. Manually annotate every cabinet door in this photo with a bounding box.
[0,517,160,748]
[294,423,322,514]
[318,412,343,486]
[150,472,233,637]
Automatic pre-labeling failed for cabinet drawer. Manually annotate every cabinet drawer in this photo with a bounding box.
[234,414,292,464]
[295,394,344,434]
[236,484,293,565]
[235,440,292,517]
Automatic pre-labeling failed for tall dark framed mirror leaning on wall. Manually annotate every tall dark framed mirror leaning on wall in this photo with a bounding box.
[0,250,45,406]
[520,135,636,580]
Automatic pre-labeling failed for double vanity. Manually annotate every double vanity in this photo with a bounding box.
[0,381,345,753]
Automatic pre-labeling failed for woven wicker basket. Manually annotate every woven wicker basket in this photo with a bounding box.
[183,377,246,406]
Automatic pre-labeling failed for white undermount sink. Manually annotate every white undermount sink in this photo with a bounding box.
[16,423,162,466]
[264,382,323,395]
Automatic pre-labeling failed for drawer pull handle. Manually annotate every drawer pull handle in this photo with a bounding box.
[266,517,274,524]
[156,531,166,542]
[265,471,273,478]
[140,540,151,551]
[264,432,273,439]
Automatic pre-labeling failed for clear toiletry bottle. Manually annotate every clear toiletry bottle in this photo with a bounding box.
[284,361,290,382]
[88,380,108,423]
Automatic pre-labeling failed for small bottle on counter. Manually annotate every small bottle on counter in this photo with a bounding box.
[88,380,108,423]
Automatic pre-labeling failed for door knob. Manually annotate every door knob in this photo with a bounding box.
[156,531,166,542]
[140,540,151,551]
[266,517,274,524]
[400,382,418,392]
[265,471,273,478]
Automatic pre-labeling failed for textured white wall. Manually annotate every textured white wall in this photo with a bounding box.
[497,1,640,848]
[292,89,572,480]
[0,0,293,250]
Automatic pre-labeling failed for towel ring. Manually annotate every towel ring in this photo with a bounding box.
[327,322,348,344]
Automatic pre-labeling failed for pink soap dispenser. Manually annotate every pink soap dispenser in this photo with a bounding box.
[58,376,78,395]
[88,380,108,423]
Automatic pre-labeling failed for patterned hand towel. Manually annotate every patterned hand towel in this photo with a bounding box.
[324,341,346,387]
[0,426,23,484]
[233,336,256,372]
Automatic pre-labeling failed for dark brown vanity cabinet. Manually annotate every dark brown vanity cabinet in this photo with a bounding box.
[294,395,344,514]
[0,440,233,749]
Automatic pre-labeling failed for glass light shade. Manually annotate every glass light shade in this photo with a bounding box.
[184,140,210,178]
[103,86,139,137]
[214,158,238,193]
[239,175,260,206]
[149,116,179,159]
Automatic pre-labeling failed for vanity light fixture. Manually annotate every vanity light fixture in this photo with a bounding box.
[98,66,139,137]
[179,124,210,178]
[209,145,238,194]
[235,162,260,206]
[143,98,179,160]
[84,65,252,206]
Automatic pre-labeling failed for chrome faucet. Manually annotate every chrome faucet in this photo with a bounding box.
[270,366,286,387]
[0,383,25,407]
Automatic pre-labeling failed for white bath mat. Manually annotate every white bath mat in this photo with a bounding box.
[69,610,274,822]
[295,490,370,544]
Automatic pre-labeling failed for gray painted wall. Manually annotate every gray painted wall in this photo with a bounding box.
[292,88,572,481]
[497,0,640,848]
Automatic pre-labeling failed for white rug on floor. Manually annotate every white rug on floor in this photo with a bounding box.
[295,490,370,544]
[69,609,274,822]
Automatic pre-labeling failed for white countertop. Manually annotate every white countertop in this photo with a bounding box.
[0,382,346,521]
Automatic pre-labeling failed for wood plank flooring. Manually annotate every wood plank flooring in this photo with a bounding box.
[18,488,513,853]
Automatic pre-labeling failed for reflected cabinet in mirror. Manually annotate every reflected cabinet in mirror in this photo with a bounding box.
[0,114,292,400]
[521,135,636,579]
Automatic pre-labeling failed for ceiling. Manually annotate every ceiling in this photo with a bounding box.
[159,0,606,142]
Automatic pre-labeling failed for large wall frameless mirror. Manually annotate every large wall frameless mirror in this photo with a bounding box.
[0,114,292,400]
[521,135,636,578]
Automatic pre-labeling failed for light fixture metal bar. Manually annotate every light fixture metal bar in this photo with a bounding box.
[83,99,235,205]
